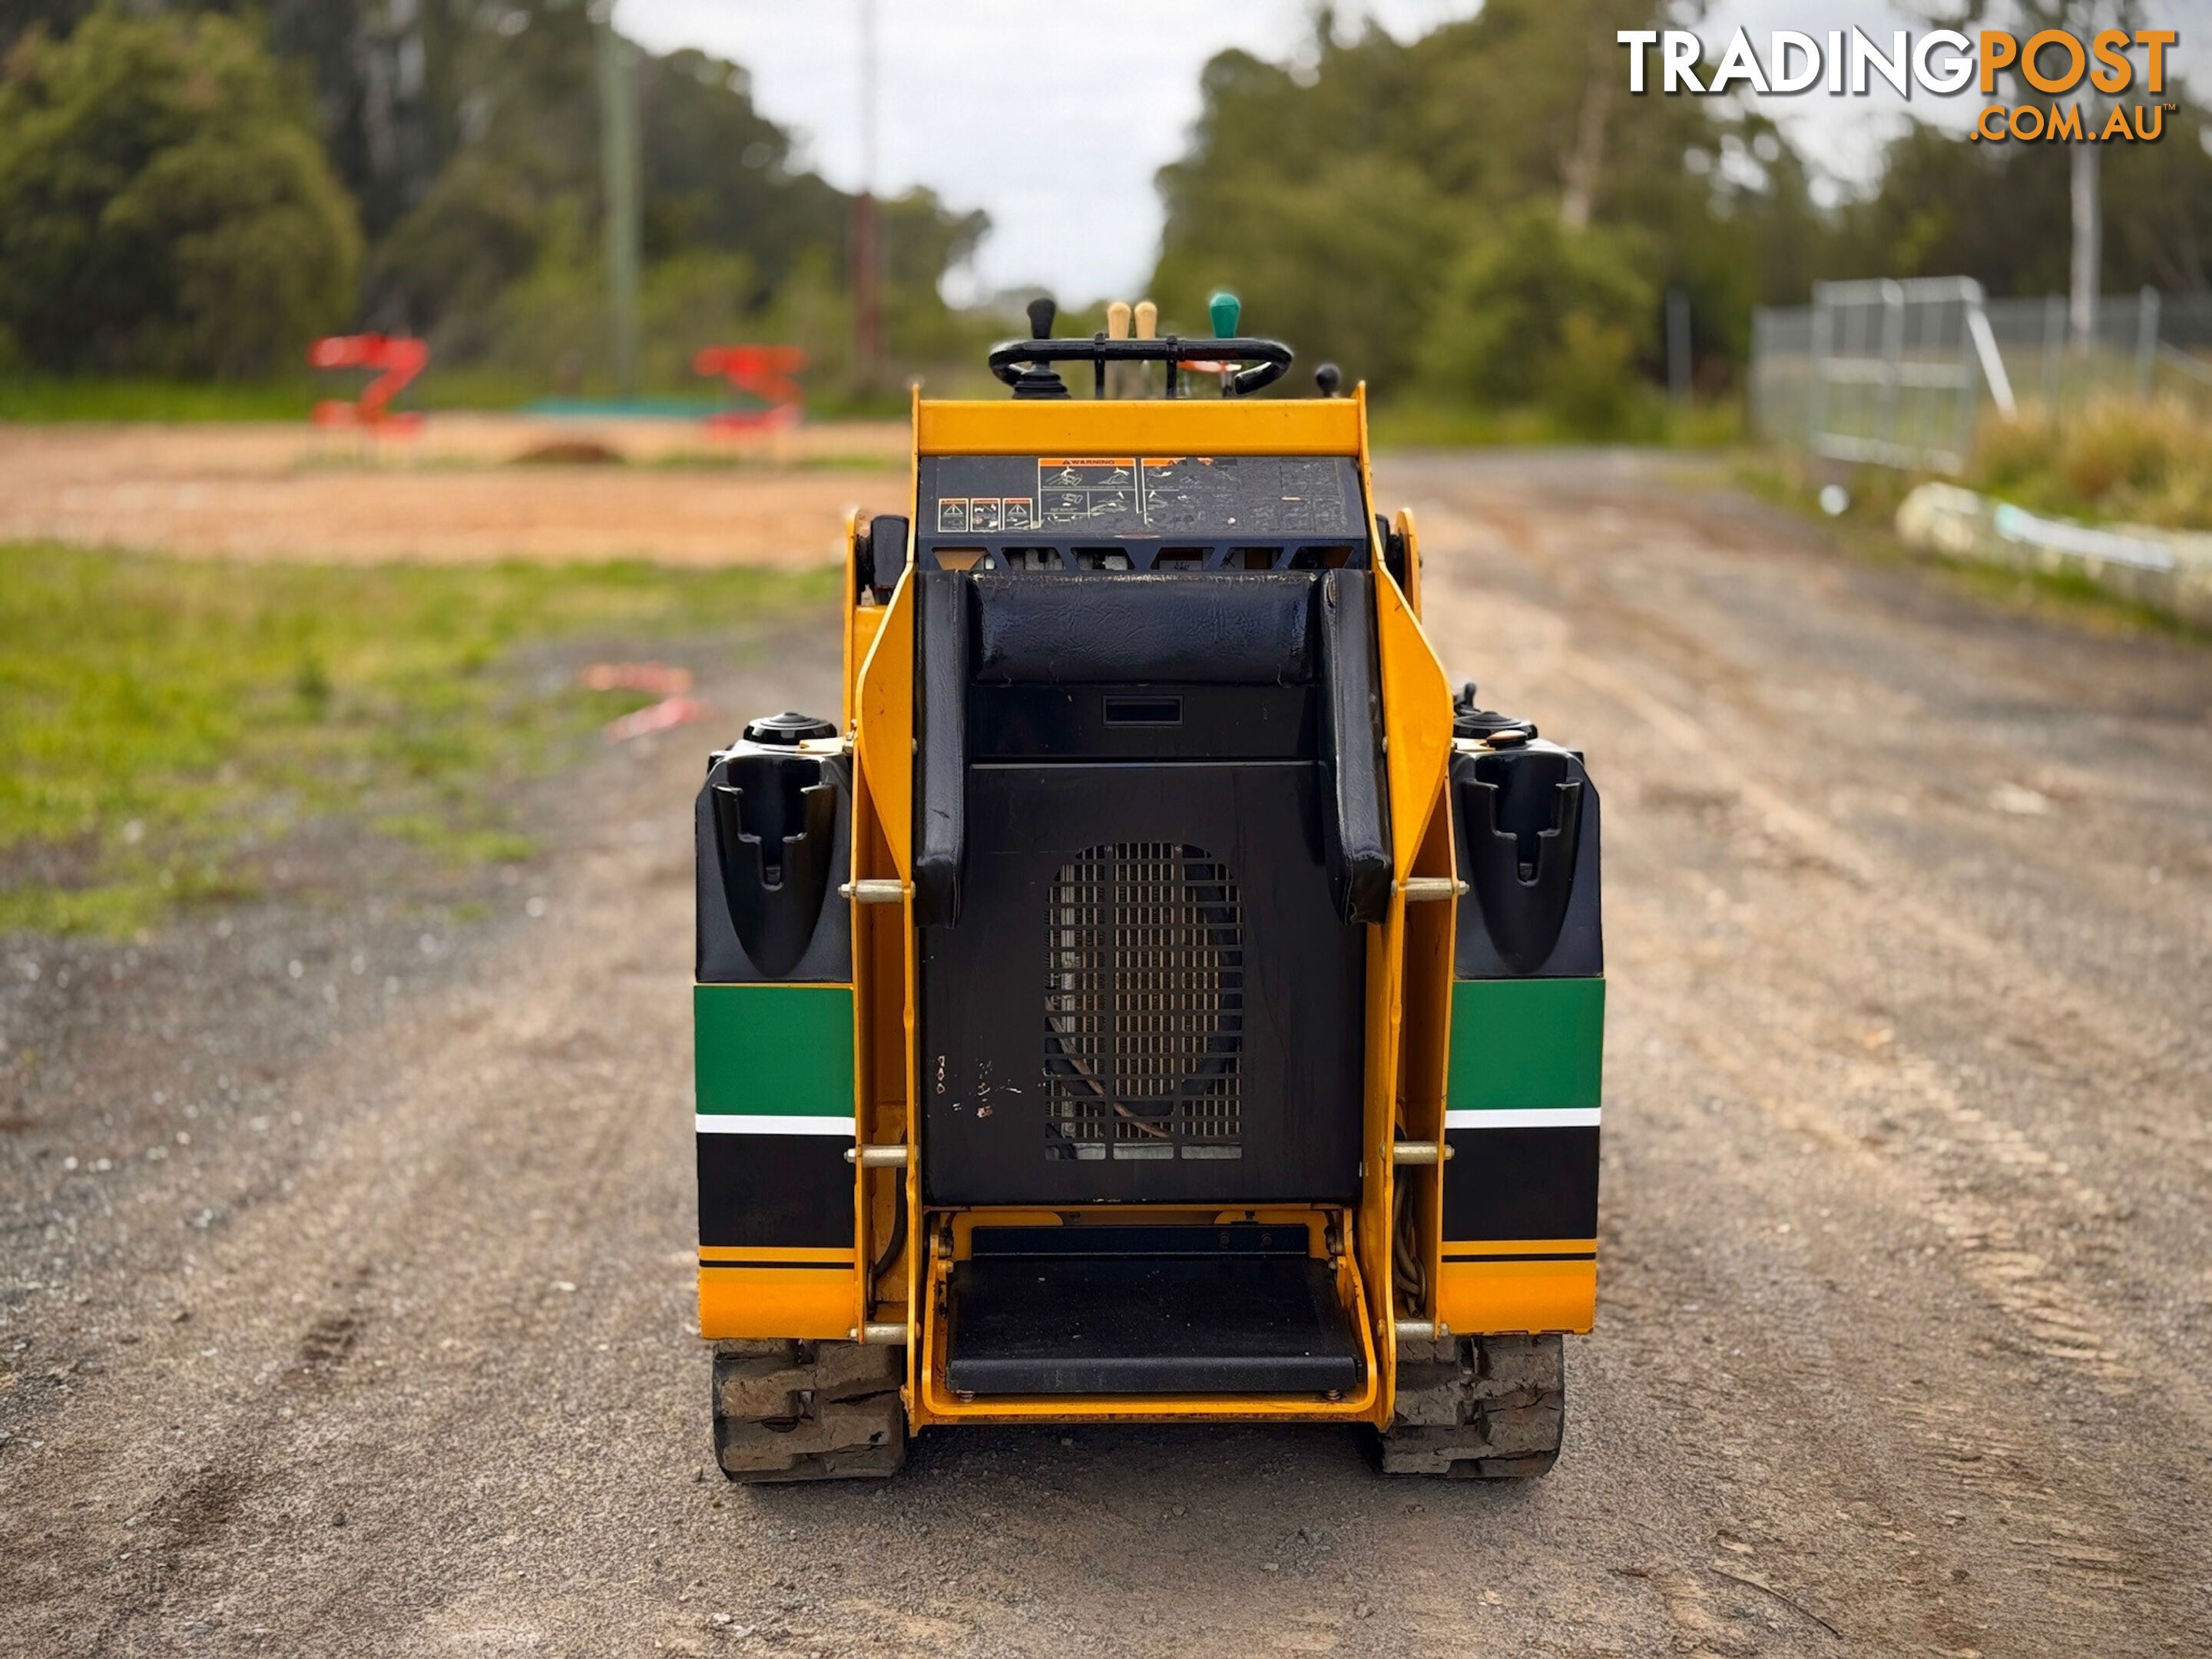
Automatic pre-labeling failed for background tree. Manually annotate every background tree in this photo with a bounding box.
[1426,207,1655,432]
[1,0,991,395]
[1830,102,2212,303]
[346,2,990,392]
[1151,1,1826,423]
[1152,1,2204,426]
[0,5,363,377]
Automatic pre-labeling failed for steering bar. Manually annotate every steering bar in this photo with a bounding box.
[987,334,1294,398]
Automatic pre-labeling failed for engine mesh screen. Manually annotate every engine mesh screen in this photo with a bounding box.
[1043,843,1243,1161]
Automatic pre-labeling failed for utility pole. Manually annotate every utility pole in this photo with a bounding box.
[1665,287,1692,404]
[849,0,884,392]
[596,13,642,398]
[2052,0,2135,356]
[2069,135,2100,356]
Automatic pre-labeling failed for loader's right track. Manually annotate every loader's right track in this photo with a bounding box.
[711,1339,906,1483]
[1373,1333,1565,1478]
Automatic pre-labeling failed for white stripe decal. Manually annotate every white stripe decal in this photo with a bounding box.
[1445,1108,1601,1131]
[695,1114,857,1137]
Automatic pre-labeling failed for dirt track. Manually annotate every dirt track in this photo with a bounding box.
[0,417,906,565]
[3,452,2210,1657]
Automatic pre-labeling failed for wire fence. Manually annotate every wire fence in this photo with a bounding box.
[1751,283,2212,475]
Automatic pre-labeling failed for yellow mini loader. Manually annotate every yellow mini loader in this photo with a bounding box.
[692,296,1601,1480]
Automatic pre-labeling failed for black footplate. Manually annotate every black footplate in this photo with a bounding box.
[945,1225,1363,1396]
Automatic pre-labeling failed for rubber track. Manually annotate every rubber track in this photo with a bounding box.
[1375,1332,1565,1478]
[711,1339,906,1484]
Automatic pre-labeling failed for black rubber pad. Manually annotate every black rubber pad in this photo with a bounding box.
[945,1252,1362,1396]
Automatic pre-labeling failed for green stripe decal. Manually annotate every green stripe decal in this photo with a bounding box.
[1447,978,1604,1111]
[694,984,855,1119]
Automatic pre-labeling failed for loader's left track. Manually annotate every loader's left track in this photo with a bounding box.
[712,1339,906,1483]
[1373,1333,1565,1478]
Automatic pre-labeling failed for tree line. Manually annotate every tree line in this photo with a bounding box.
[1148,0,2212,429]
[0,0,986,392]
[3,1,2207,421]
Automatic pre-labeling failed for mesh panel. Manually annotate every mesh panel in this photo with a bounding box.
[1044,843,1243,1161]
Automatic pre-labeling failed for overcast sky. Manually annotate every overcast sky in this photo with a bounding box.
[613,0,2209,306]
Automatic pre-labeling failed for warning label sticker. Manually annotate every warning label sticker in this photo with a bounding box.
[1038,457,1138,528]
[938,497,1038,535]
[1140,455,1348,533]
[922,454,1359,539]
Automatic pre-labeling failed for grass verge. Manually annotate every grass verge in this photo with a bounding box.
[0,376,323,422]
[0,367,963,422]
[0,545,839,935]
[1968,396,2212,531]
[0,369,571,422]
[1732,449,2207,644]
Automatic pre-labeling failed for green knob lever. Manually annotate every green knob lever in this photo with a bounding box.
[1208,291,1240,339]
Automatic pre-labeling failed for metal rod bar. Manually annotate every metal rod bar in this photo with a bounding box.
[839,879,906,903]
[1389,1141,1453,1164]
[1966,300,2017,416]
[844,1144,910,1168]
[2157,343,2212,387]
[1806,361,1973,389]
[1878,279,1905,455]
[1397,877,1466,902]
[2137,286,2162,397]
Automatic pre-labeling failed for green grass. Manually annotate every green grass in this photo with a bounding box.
[0,369,555,422]
[0,375,324,422]
[0,366,943,422]
[0,545,839,935]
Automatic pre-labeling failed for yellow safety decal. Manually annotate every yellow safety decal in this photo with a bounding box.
[1438,1257,1596,1336]
[698,1264,858,1342]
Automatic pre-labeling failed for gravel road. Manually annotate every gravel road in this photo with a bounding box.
[3,454,2209,1657]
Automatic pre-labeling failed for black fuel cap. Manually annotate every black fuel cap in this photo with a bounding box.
[742,710,839,746]
[1451,682,1536,743]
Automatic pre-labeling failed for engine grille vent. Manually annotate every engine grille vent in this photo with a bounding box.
[1043,843,1243,1161]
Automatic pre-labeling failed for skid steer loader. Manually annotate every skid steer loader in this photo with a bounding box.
[692,296,1603,1481]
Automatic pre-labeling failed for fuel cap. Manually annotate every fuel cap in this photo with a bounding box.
[743,710,839,746]
[1451,682,1536,743]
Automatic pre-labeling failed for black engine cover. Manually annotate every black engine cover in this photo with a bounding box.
[919,761,1365,1206]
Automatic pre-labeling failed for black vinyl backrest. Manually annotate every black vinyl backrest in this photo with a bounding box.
[915,567,1390,929]
[913,570,970,926]
[1316,569,1392,924]
[971,574,1316,686]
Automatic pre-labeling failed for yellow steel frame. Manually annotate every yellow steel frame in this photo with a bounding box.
[899,1204,1379,1424]
[816,383,1521,1429]
[850,555,917,1360]
[913,394,1366,457]
[943,1207,1331,1257]
[912,1226,1381,1426]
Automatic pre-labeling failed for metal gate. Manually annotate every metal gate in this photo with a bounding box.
[1796,277,2015,474]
